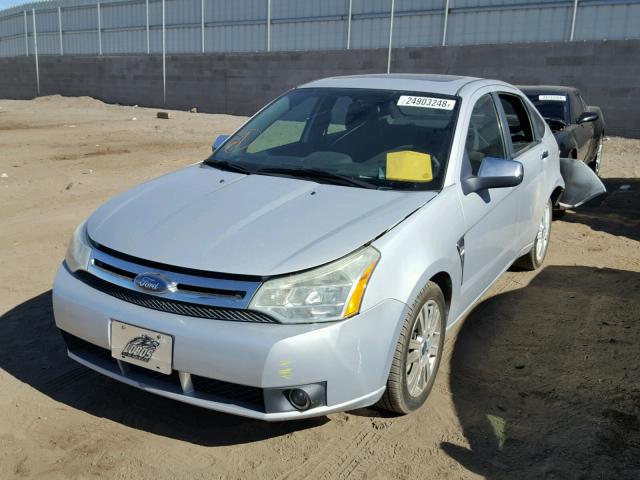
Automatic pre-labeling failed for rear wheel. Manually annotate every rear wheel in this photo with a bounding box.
[514,199,552,271]
[377,282,446,414]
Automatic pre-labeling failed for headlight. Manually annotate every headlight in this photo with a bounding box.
[249,246,380,324]
[64,220,92,272]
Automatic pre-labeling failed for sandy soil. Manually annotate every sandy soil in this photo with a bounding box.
[0,96,638,480]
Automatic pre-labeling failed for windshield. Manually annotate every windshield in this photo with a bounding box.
[526,95,569,123]
[206,88,460,190]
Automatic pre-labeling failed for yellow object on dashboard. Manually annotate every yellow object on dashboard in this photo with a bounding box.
[386,151,433,182]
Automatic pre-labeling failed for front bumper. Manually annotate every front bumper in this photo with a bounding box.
[53,265,407,421]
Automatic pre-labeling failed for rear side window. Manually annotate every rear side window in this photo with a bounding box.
[498,94,536,155]
[526,100,547,139]
[464,94,507,175]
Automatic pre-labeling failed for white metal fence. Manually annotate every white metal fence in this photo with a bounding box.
[1,0,639,59]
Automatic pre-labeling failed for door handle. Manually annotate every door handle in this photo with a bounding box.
[541,150,549,159]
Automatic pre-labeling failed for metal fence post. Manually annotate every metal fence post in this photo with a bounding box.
[387,0,395,74]
[569,0,579,41]
[31,9,40,95]
[23,10,28,56]
[346,0,352,49]
[145,0,150,54]
[442,0,450,46]
[201,0,205,53]
[58,7,63,55]
[162,0,166,104]
[97,2,102,55]
[267,0,271,52]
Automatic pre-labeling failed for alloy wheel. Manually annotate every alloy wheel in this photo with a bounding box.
[535,201,552,263]
[405,300,442,398]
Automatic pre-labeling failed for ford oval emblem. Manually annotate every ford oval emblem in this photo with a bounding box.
[134,272,176,293]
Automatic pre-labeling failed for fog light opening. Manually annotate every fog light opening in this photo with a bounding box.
[287,388,312,411]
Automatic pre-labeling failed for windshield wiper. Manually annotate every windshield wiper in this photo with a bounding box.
[203,159,252,174]
[256,166,377,189]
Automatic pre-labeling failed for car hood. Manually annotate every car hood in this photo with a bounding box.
[87,165,437,276]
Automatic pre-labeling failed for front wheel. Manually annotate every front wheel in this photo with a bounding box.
[377,282,446,414]
[514,199,552,271]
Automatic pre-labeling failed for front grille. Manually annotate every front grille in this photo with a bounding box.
[93,258,135,279]
[92,241,263,282]
[75,270,278,323]
[93,258,246,299]
[61,331,266,412]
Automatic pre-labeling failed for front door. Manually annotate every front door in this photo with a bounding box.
[572,92,593,162]
[457,92,520,308]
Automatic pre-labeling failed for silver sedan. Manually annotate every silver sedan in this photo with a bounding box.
[53,74,602,420]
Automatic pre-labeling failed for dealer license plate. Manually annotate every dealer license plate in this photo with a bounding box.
[111,320,173,375]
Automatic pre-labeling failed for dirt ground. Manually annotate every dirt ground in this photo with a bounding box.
[0,96,638,480]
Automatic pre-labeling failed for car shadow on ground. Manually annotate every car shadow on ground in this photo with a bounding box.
[0,291,327,447]
[560,177,640,242]
[441,265,640,479]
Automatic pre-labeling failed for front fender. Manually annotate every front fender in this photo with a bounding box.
[366,186,463,321]
[364,186,464,390]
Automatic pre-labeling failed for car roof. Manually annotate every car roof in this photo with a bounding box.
[517,85,578,95]
[298,74,501,96]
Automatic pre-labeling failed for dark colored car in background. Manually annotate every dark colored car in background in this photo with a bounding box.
[518,86,605,175]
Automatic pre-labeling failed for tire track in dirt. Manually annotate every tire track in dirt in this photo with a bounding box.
[278,418,393,480]
[317,425,390,480]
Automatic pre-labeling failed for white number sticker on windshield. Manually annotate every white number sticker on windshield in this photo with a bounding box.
[539,95,567,102]
[397,96,456,110]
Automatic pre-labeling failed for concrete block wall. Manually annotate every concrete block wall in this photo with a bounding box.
[1,39,639,137]
[392,40,640,138]
[0,56,38,99]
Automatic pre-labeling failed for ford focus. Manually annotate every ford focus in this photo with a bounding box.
[53,74,601,420]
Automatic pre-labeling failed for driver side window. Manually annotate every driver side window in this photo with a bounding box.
[465,94,506,176]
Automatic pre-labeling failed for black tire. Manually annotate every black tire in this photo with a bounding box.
[514,199,552,271]
[588,136,604,176]
[377,282,447,415]
[552,208,566,219]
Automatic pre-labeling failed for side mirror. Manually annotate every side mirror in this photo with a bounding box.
[577,111,598,124]
[462,157,524,194]
[212,134,230,152]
